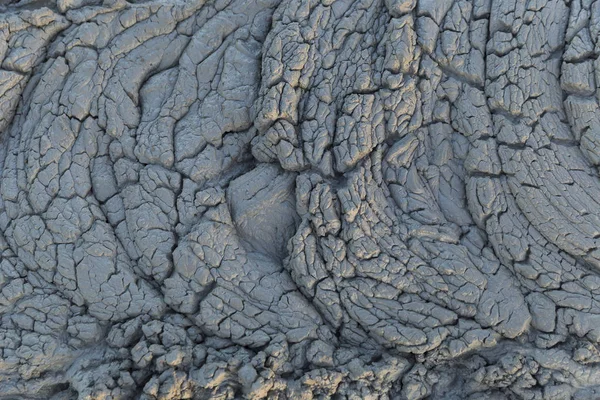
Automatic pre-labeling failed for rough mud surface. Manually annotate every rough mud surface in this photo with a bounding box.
[2,0,600,398]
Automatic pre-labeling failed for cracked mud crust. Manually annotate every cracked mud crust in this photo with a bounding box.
[1,0,600,399]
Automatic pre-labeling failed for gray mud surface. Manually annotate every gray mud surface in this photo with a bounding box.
[1,0,600,398]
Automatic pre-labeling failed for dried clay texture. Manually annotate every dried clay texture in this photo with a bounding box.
[4,0,600,398]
